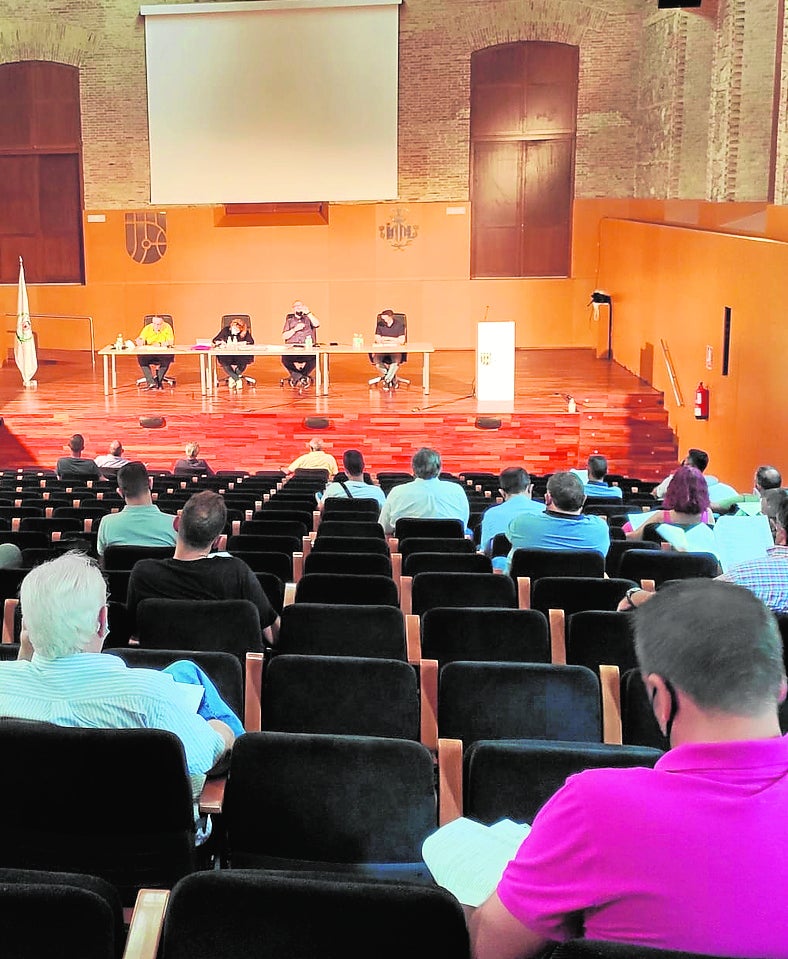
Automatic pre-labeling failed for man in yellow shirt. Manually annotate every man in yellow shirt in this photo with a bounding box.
[136,314,175,389]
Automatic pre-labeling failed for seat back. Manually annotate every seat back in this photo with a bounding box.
[438,661,602,745]
[530,577,637,616]
[294,573,399,606]
[240,518,309,539]
[566,610,639,676]
[0,721,195,904]
[262,655,419,740]
[136,598,263,663]
[0,868,124,959]
[159,869,469,959]
[421,607,549,667]
[304,551,393,577]
[277,603,407,659]
[621,668,670,750]
[322,497,381,517]
[464,739,663,825]
[605,539,660,576]
[403,552,492,576]
[227,534,301,556]
[398,537,483,560]
[619,549,720,586]
[411,571,517,615]
[223,731,436,877]
[102,544,175,569]
[316,520,386,540]
[311,536,390,556]
[510,547,605,581]
[229,550,292,581]
[221,313,252,334]
[394,518,466,540]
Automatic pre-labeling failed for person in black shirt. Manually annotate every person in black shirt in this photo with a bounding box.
[212,317,254,391]
[371,309,406,390]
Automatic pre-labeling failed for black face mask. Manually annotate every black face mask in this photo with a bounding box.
[652,678,679,743]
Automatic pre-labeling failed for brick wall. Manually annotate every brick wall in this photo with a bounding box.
[0,0,784,208]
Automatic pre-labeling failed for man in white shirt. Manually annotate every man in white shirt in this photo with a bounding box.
[94,439,130,470]
[320,449,386,509]
[97,461,177,557]
[0,552,237,795]
[379,447,469,535]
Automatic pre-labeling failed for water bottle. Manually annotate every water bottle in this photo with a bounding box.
[352,333,363,350]
[115,334,124,351]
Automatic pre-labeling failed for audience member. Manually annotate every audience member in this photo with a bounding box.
[506,471,609,564]
[0,552,239,797]
[126,490,279,645]
[470,579,788,958]
[624,465,712,540]
[582,454,623,500]
[0,543,23,568]
[96,461,177,557]
[56,433,100,480]
[711,464,783,513]
[622,490,788,614]
[173,442,214,477]
[479,467,542,555]
[94,440,130,471]
[652,447,717,499]
[285,438,338,478]
[320,449,386,508]
[379,447,470,535]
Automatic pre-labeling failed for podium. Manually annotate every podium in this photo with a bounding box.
[476,320,515,409]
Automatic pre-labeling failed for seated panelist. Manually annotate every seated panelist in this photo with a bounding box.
[371,309,406,389]
[213,317,254,391]
[136,314,174,390]
[281,300,319,388]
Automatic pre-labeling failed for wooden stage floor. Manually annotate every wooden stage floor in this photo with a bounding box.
[0,348,677,479]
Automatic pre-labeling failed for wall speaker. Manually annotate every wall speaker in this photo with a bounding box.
[303,416,330,430]
[658,1,701,7]
[139,415,166,429]
[475,416,501,430]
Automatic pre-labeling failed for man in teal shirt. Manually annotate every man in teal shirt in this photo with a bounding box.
[97,461,177,558]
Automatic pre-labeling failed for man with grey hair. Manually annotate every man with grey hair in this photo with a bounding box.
[378,447,469,535]
[506,471,609,567]
[470,579,788,958]
[0,552,238,795]
[285,437,338,478]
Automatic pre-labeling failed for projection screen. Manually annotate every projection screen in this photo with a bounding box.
[141,0,401,204]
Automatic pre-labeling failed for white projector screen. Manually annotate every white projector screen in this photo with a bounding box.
[141,0,400,204]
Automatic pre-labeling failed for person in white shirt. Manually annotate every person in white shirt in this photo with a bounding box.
[94,439,130,470]
[320,449,386,510]
[379,447,469,535]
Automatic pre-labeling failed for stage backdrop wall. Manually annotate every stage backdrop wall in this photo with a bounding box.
[0,198,663,354]
[600,213,788,493]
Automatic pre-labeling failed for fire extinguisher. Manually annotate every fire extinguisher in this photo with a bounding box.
[694,382,709,420]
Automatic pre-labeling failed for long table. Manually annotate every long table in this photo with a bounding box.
[100,341,435,396]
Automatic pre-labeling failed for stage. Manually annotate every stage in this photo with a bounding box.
[0,348,677,479]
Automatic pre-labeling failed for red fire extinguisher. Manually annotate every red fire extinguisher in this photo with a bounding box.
[694,382,709,420]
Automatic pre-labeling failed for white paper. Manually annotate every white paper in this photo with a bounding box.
[713,514,773,573]
[571,469,589,485]
[422,817,530,907]
[169,680,205,713]
[627,510,662,531]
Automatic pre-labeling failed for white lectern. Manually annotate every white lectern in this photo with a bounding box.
[476,320,515,409]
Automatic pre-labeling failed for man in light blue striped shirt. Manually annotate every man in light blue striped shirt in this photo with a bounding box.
[0,552,236,796]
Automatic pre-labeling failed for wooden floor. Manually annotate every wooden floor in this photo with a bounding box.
[0,348,677,479]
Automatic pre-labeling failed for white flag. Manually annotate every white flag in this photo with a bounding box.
[14,257,37,387]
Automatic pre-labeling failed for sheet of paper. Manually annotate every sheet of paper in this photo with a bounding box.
[627,510,662,531]
[422,817,530,907]
[736,501,762,517]
[571,468,589,485]
[169,680,205,713]
[713,514,773,573]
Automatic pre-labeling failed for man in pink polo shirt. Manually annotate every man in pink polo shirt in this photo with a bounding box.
[470,579,788,959]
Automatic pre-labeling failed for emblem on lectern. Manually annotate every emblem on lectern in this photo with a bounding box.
[378,208,419,251]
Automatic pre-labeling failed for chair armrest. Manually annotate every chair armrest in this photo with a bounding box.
[312,509,321,532]
[292,552,304,582]
[244,651,263,731]
[405,614,421,664]
[3,598,18,645]
[302,535,312,557]
[391,552,402,590]
[231,520,240,536]
[122,889,169,959]
[388,536,398,552]
[198,776,226,815]
[548,608,566,664]
[517,576,531,609]
[641,578,656,592]
[400,575,413,615]
[420,657,439,751]
[600,664,622,744]
[215,533,227,551]
[438,737,464,826]
[283,582,297,606]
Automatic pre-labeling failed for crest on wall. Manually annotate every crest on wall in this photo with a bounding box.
[125,212,168,264]
[378,207,419,251]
